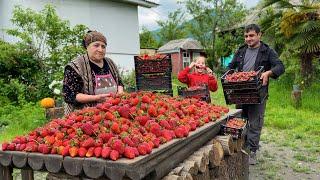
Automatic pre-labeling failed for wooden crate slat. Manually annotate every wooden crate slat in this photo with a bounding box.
[63,157,84,176]
[105,166,125,180]
[28,153,44,171]
[44,155,63,173]
[12,151,28,168]
[0,164,13,180]
[0,151,12,166]
[82,158,105,179]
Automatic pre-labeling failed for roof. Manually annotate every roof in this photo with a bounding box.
[116,0,158,8]
[157,38,203,53]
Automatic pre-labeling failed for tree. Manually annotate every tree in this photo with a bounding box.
[181,0,246,69]
[139,26,158,49]
[156,9,187,46]
[2,4,87,102]
[6,5,87,81]
[260,0,320,87]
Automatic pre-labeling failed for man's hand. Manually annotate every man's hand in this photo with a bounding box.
[260,70,273,86]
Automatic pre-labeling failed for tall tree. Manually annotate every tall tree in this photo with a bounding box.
[260,0,320,87]
[156,9,187,46]
[139,26,158,49]
[181,0,246,68]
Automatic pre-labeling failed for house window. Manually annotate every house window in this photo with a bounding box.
[183,51,190,68]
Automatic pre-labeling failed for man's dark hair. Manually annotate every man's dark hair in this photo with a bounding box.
[245,24,261,33]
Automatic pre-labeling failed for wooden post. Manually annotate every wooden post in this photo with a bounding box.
[210,139,224,167]
[215,135,234,155]
[0,164,13,180]
[291,85,302,109]
[21,169,34,180]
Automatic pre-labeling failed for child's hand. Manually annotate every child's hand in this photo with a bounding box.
[189,62,196,69]
[206,67,213,74]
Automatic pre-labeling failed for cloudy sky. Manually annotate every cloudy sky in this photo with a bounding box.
[138,0,260,31]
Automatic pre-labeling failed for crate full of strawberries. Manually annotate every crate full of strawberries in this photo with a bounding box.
[220,66,267,104]
[221,116,247,139]
[134,54,172,75]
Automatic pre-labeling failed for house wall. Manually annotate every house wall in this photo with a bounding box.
[0,0,140,71]
[171,52,182,76]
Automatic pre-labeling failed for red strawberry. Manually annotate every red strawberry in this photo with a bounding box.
[137,144,147,155]
[78,147,87,157]
[69,147,78,157]
[93,114,102,124]
[62,146,70,156]
[110,150,120,161]
[110,139,125,154]
[86,147,94,157]
[111,122,121,134]
[123,136,135,147]
[1,142,9,151]
[105,112,115,121]
[19,144,26,151]
[124,147,135,159]
[130,97,139,106]
[111,98,121,105]
[99,132,114,143]
[148,105,157,117]
[81,137,95,148]
[38,144,50,154]
[94,147,102,158]
[159,120,171,130]
[149,122,162,137]
[51,147,57,154]
[142,142,152,154]
[119,106,130,119]
[132,147,139,156]
[135,116,149,126]
[141,95,151,103]
[152,138,160,148]
[101,147,111,159]
[174,127,184,138]
[81,123,94,136]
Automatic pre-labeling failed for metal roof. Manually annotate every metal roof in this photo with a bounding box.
[157,38,203,53]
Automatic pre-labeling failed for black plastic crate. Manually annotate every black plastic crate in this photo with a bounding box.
[221,115,247,139]
[134,54,172,75]
[177,85,211,103]
[221,66,264,85]
[136,74,172,91]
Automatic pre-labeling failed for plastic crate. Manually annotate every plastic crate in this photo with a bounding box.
[177,85,211,103]
[134,55,172,75]
[221,66,264,85]
[220,115,247,139]
[221,66,266,104]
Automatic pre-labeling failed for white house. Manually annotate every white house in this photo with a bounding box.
[0,0,158,71]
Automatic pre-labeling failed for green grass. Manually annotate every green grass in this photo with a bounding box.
[0,103,47,142]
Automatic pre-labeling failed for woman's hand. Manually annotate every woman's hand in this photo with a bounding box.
[95,94,111,102]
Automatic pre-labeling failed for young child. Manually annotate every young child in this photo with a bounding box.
[178,56,218,92]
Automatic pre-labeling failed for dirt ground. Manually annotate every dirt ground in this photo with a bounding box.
[249,141,320,180]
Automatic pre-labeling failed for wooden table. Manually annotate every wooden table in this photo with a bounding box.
[0,109,241,180]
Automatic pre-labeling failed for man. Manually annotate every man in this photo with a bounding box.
[228,24,285,165]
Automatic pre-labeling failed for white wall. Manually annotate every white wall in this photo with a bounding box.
[0,0,139,70]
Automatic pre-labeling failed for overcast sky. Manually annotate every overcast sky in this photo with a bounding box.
[138,0,260,31]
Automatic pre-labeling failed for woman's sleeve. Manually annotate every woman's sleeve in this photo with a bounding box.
[178,67,191,84]
[208,75,218,92]
[63,66,83,105]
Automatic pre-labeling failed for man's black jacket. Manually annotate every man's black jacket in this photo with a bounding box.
[228,42,285,100]
[228,41,285,79]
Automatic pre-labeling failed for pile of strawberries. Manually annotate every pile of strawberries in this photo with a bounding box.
[226,118,246,129]
[225,71,257,82]
[2,92,228,161]
[139,54,167,61]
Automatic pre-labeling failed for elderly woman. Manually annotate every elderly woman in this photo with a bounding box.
[63,30,124,115]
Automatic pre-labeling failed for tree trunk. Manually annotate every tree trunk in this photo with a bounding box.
[300,53,313,87]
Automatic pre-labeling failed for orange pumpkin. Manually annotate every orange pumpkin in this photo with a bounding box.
[40,98,55,108]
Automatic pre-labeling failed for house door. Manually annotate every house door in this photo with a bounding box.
[183,51,190,68]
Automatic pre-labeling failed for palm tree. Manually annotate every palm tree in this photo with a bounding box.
[259,0,320,87]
